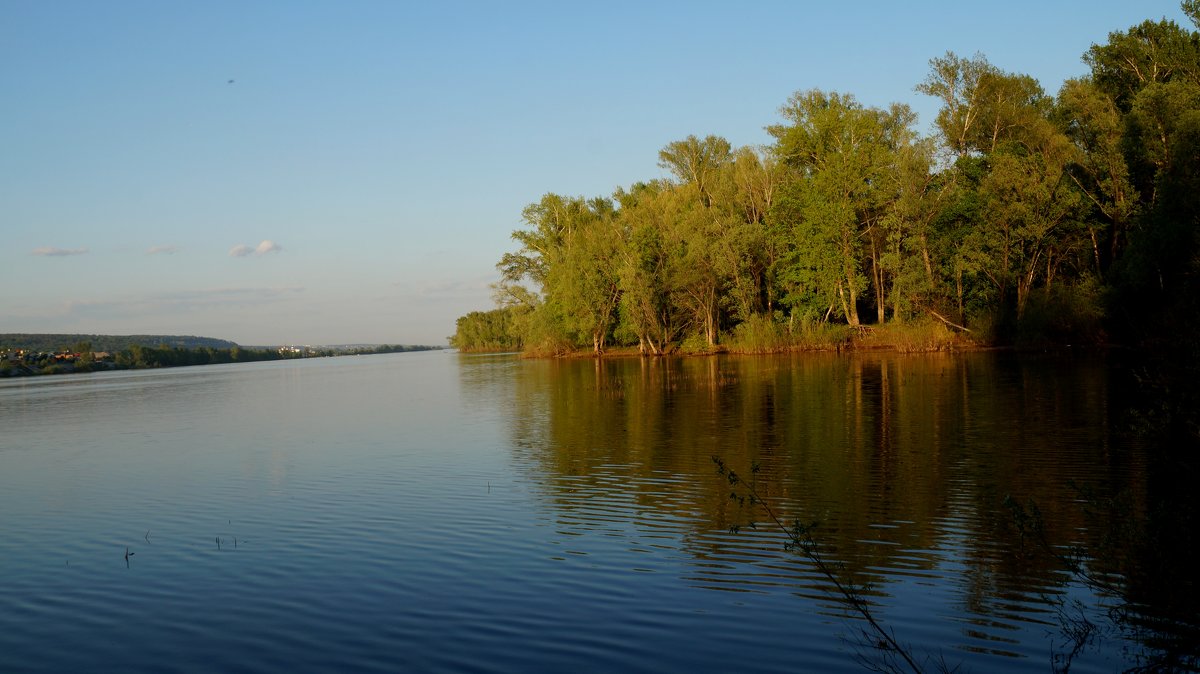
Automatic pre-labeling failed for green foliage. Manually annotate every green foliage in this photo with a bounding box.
[1015,279,1107,346]
[450,308,522,352]
[0,333,237,353]
[518,303,575,357]
[859,319,965,352]
[455,3,1200,354]
[114,344,286,368]
[728,314,791,353]
[1084,17,1200,112]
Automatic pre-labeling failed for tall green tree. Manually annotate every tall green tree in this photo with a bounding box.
[658,135,733,208]
[976,149,1083,317]
[1085,17,1200,112]
[1056,78,1138,274]
[550,198,623,354]
[769,90,917,326]
[615,182,685,354]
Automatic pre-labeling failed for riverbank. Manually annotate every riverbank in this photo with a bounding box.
[457,318,988,358]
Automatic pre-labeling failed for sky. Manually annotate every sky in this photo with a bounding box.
[1,1,1190,346]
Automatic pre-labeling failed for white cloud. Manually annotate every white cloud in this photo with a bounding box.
[230,240,283,257]
[147,245,179,255]
[255,239,282,255]
[32,246,88,257]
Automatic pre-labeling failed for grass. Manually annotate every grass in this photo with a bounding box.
[852,319,976,353]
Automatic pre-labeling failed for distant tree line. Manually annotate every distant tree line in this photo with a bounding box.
[1,335,442,377]
[343,344,442,355]
[113,344,291,368]
[453,4,1200,355]
[0,333,237,353]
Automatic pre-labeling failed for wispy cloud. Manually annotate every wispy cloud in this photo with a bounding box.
[32,246,88,257]
[386,276,496,305]
[410,278,494,297]
[55,286,306,318]
[2,286,308,337]
[147,245,179,255]
[230,239,283,257]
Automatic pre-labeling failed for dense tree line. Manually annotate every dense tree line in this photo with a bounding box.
[2,338,441,377]
[112,344,290,368]
[0,333,237,353]
[454,5,1200,355]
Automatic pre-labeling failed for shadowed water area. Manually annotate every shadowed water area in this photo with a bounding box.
[1,350,1195,673]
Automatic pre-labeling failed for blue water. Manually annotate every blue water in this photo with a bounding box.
[0,351,1184,672]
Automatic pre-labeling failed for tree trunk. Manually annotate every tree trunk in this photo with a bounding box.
[956,268,965,322]
[921,233,934,284]
[871,239,885,324]
[840,281,860,327]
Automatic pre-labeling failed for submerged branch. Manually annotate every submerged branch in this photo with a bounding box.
[712,456,936,674]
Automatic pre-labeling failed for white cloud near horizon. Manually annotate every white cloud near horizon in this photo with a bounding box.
[147,245,178,255]
[32,246,88,257]
[230,240,283,257]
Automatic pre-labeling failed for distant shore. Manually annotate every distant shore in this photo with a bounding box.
[1,341,444,378]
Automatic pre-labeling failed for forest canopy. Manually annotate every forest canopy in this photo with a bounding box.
[453,5,1200,355]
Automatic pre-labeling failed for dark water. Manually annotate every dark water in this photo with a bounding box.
[0,350,1195,673]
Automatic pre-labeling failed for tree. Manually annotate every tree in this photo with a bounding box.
[880,135,943,320]
[616,183,684,354]
[769,90,918,326]
[450,309,522,351]
[658,135,733,208]
[550,198,623,354]
[1056,78,1138,274]
[976,150,1083,317]
[494,191,614,352]
[1084,17,1200,112]
[916,52,995,157]
[723,146,784,319]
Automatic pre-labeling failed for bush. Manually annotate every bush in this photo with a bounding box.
[1016,279,1105,346]
[519,305,576,357]
[860,319,965,352]
[678,332,719,354]
[726,313,852,353]
[728,314,791,353]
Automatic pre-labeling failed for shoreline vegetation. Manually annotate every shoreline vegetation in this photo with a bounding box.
[0,334,442,378]
[452,4,1200,359]
[455,318,983,356]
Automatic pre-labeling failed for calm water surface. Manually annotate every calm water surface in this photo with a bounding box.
[0,350,1195,673]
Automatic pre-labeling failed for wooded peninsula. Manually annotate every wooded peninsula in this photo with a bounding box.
[452,5,1200,356]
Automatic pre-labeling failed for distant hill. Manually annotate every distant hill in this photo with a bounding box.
[0,333,238,352]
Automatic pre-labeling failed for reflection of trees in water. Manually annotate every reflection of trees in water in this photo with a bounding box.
[487,351,1192,667]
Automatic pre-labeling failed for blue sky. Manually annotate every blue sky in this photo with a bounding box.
[2,1,1189,345]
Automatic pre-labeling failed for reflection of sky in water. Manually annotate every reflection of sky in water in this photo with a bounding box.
[0,351,1172,673]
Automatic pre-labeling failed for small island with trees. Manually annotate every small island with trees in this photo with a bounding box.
[452,4,1200,357]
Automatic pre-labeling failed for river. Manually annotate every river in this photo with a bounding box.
[0,350,1194,673]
